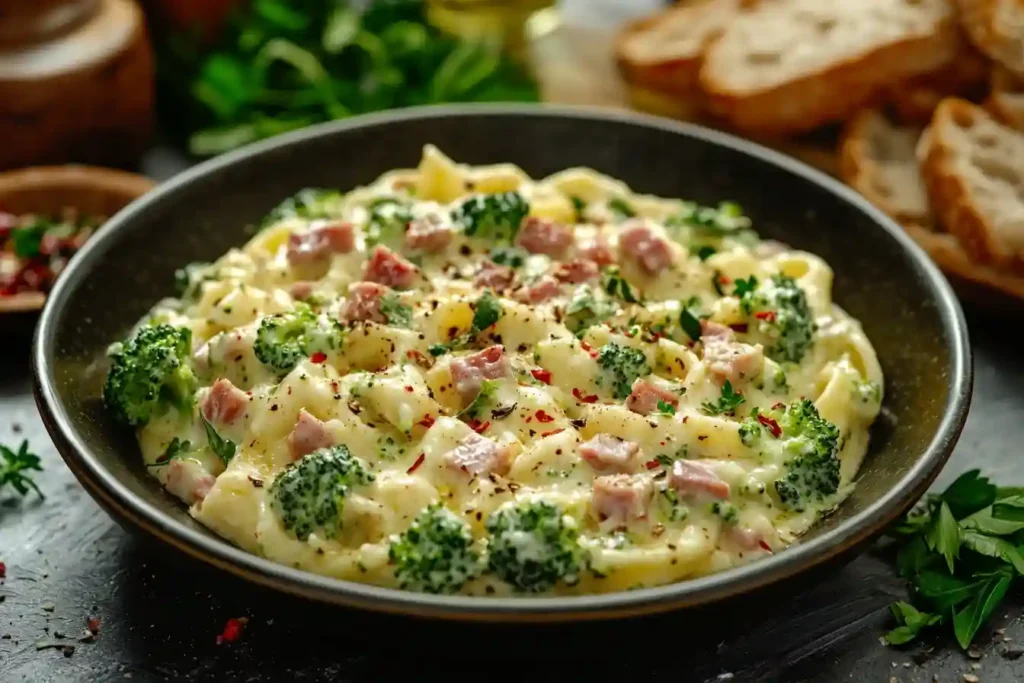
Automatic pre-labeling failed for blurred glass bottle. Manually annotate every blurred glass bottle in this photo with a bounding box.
[426,0,559,57]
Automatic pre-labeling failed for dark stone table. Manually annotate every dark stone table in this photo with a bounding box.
[1,151,1022,682]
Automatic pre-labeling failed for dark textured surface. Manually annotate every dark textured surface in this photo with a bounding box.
[30,107,969,618]
[1,309,1021,683]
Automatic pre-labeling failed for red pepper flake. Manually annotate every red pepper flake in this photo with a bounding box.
[530,368,552,384]
[540,429,564,438]
[645,460,660,470]
[404,385,414,393]
[407,453,426,473]
[0,561,5,578]
[572,388,598,404]
[757,413,782,438]
[216,617,248,645]
[309,352,327,364]
[418,415,435,429]
[729,323,749,333]
[579,341,599,359]
[772,402,786,411]
[754,310,776,322]
[86,616,100,634]
[759,540,773,553]
[718,274,732,284]
[467,420,491,434]
[535,410,555,423]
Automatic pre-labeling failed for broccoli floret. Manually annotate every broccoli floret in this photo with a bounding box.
[389,503,481,593]
[665,201,759,246]
[596,342,650,400]
[365,197,413,249]
[260,188,344,229]
[738,417,761,447]
[740,275,816,364]
[452,191,529,245]
[769,399,841,512]
[485,500,585,592]
[565,286,614,336]
[472,291,503,332]
[254,306,344,374]
[269,445,375,541]
[103,324,198,426]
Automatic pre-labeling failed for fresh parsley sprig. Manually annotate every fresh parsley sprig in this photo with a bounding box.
[700,381,745,416]
[885,470,1024,649]
[0,440,44,499]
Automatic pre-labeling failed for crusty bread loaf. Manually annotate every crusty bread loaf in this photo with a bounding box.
[988,65,1024,130]
[956,0,1024,76]
[886,39,991,125]
[699,0,960,136]
[839,109,932,226]
[615,0,752,98]
[919,98,1024,270]
[905,223,1024,301]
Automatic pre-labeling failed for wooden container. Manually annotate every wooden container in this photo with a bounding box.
[0,0,154,170]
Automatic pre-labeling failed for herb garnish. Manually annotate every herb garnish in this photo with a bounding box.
[0,440,44,499]
[147,437,194,469]
[380,292,413,328]
[700,381,745,416]
[202,417,237,464]
[472,291,503,332]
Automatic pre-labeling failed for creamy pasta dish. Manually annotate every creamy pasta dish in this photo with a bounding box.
[103,146,883,596]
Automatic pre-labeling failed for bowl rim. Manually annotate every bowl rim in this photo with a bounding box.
[31,104,973,621]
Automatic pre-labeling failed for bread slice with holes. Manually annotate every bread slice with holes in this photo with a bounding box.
[919,98,1024,270]
[615,0,753,100]
[988,65,1024,130]
[839,109,932,226]
[698,0,961,136]
[956,0,1024,76]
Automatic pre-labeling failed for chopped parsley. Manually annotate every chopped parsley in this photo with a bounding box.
[0,440,44,499]
[595,343,650,400]
[656,400,676,416]
[700,380,745,416]
[732,276,759,299]
[472,292,504,332]
[380,293,413,328]
[679,308,702,341]
[490,247,528,268]
[147,437,194,469]
[202,416,237,464]
[602,266,640,304]
[607,197,636,220]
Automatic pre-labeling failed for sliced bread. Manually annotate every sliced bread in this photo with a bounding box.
[886,39,991,125]
[615,0,752,97]
[919,98,1024,270]
[988,65,1024,130]
[699,0,960,136]
[905,223,1024,302]
[956,0,1024,76]
[839,109,932,226]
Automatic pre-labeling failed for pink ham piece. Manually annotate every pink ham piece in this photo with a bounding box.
[201,378,249,426]
[516,217,574,257]
[553,258,599,284]
[405,219,453,253]
[580,434,641,473]
[700,319,734,340]
[472,261,515,291]
[288,410,335,460]
[703,336,764,386]
[444,433,511,477]
[287,221,355,265]
[342,281,391,324]
[363,245,418,289]
[164,458,216,506]
[668,460,731,500]
[289,281,317,300]
[729,526,771,553]
[449,345,510,403]
[578,236,615,266]
[592,474,654,525]
[618,223,674,275]
[625,379,680,415]
[512,276,561,304]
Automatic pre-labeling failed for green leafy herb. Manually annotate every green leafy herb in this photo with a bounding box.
[11,219,52,258]
[695,246,716,261]
[453,191,529,245]
[885,602,943,645]
[472,292,503,332]
[202,416,237,465]
[700,381,745,416]
[380,292,413,328]
[490,246,528,269]
[602,266,640,304]
[656,400,676,416]
[260,188,344,229]
[926,502,960,573]
[570,195,586,222]
[679,308,702,341]
[0,441,44,499]
[428,343,450,357]
[365,197,413,248]
[732,276,759,299]
[147,438,194,469]
[460,379,499,420]
[607,198,636,220]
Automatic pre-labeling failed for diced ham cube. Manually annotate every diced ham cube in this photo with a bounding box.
[288,409,334,460]
[580,434,641,473]
[405,219,453,253]
[289,281,317,300]
[363,245,418,289]
[625,379,680,415]
[592,474,654,525]
[516,217,574,257]
[164,458,216,506]
[577,235,615,266]
[703,337,764,385]
[700,319,735,340]
[342,281,391,324]
[444,433,511,477]
[449,345,510,403]
[553,258,599,284]
[667,460,731,500]
[472,261,515,291]
[512,275,561,304]
[287,221,355,265]
[201,378,249,426]
[618,223,674,275]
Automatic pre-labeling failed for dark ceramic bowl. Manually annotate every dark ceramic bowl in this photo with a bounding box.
[32,105,972,621]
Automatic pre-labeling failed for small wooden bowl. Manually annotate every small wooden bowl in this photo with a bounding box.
[0,165,155,314]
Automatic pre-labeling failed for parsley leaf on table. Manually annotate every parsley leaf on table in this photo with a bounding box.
[885,469,1024,649]
[0,440,44,499]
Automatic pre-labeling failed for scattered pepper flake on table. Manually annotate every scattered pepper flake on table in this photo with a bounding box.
[216,617,249,645]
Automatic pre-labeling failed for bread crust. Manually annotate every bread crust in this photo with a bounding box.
[700,1,960,136]
[886,39,991,125]
[918,98,1024,270]
[956,0,1024,76]
[987,65,1024,130]
[906,224,1024,304]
